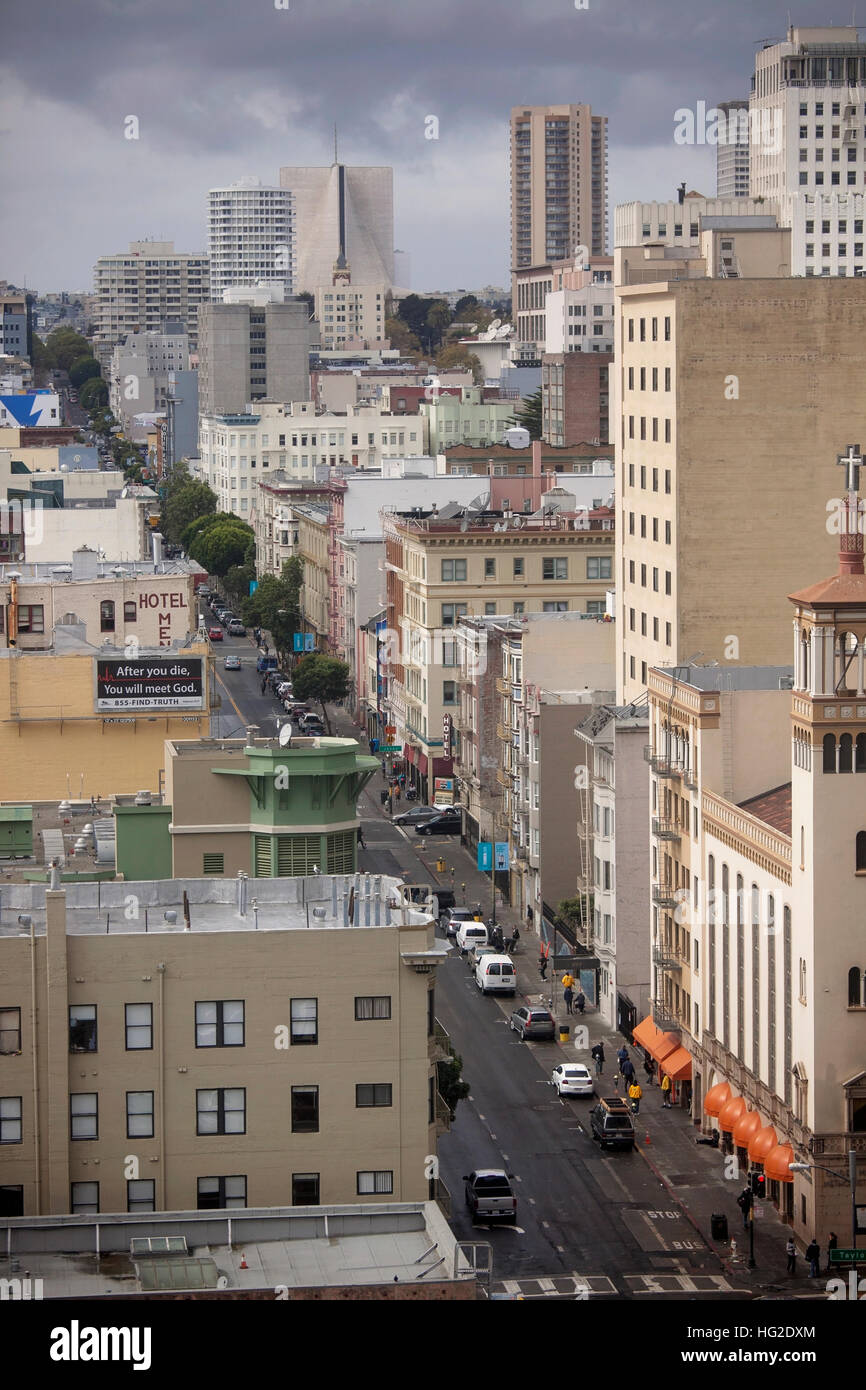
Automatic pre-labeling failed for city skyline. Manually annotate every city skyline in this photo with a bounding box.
[1,0,812,291]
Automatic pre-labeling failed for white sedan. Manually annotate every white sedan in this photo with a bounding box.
[551,1063,594,1097]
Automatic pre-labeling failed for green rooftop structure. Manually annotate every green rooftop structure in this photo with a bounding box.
[0,805,33,858]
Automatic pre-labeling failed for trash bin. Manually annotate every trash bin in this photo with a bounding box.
[559,1023,570,1043]
[710,1213,728,1242]
[436,857,446,873]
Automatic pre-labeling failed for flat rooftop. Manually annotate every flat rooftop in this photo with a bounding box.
[653,664,794,692]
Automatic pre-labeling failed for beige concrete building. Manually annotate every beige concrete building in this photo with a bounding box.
[295,502,331,643]
[615,277,866,703]
[0,875,447,1215]
[92,240,209,366]
[313,283,388,350]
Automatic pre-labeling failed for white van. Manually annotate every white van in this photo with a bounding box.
[475,954,517,995]
[456,922,488,955]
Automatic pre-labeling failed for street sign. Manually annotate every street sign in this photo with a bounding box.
[494,842,509,872]
[477,841,493,871]
[304,634,315,651]
[830,1248,866,1264]
[379,745,401,753]
[293,633,303,652]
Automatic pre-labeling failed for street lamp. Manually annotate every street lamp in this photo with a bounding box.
[789,1150,859,1249]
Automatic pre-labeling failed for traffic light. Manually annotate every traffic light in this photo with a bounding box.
[750,1170,766,1198]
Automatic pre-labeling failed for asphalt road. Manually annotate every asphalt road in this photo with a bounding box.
[197,602,745,1300]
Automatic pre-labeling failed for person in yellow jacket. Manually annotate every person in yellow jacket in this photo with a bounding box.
[660,1073,672,1108]
[628,1080,642,1114]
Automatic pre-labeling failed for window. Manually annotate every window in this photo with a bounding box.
[69,1005,97,1053]
[0,1008,21,1054]
[664,316,671,341]
[124,1002,152,1050]
[197,1175,247,1210]
[124,601,136,622]
[126,1091,154,1138]
[665,571,671,595]
[857,831,866,872]
[665,622,671,647]
[441,559,466,582]
[840,732,854,773]
[640,515,647,538]
[357,1170,393,1195]
[100,600,115,633]
[128,1179,155,1213]
[292,1173,320,1205]
[513,557,524,577]
[70,1092,98,1139]
[586,557,612,580]
[484,602,496,615]
[291,1086,319,1133]
[71,1181,99,1214]
[197,1087,246,1135]
[484,558,496,578]
[849,966,865,1008]
[202,852,224,875]
[513,601,525,614]
[291,997,318,1044]
[823,733,836,772]
[0,1097,21,1143]
[356,1084,393,1107]
[441,603,467,627]
[17,605,44,634]
[543,601,568,612]
[443,680,457,705]
[355,995,391,1020]
[196,1000,244,1047]
[543,557,568,580]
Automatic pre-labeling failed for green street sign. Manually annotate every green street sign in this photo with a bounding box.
[380,745,401,753]
[829,1248,866,1264]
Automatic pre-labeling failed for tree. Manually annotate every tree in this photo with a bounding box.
[180,510,243,552]
[163,480,218,547]
[436,1050,470,1120]
[426,300,453,350]
[79,377,108,411]
[291,654,350,734]
[295,291,315,317]
[69,356,102,389]
[189,521,253,578]
[241,558,303,665]
[384,316,421,356]
[40,327,93,373]
[435,344,483,381]
[511,387,543,441]
[454,294,480,318]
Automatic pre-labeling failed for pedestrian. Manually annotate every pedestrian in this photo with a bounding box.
[263,641,269,655]
[591,1042,605,1077]
[643,1052,656,1084]
[357,825,366,850]
[805,1239,820,1278]
[737,1186,753,1231]
[394,785,401,802]
[575,989,585,1015]
[539,952,548,981]
[261,676,267,694]
[617,1044,628,1075]
[660,1073,672,1107]
[786,1237,797,1275]
[563,985,574,1015]
[628,1080,643,1114]
[622,1058,635,1087]
[381,760,387,777]
[613,1071,620,1092]
[826,1232,838,1274]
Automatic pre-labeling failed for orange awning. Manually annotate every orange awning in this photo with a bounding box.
[733,1109,762,1147]
[632,1016,661,1052]
[719,1095,747,1132]
[703,1081,732,1116]
[660,1046,692,1081]
[748,1124,778,1163]
[764,1143,795,1183]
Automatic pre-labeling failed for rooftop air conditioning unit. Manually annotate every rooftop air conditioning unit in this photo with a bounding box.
[134,789,153,806]
[778,676,795,690]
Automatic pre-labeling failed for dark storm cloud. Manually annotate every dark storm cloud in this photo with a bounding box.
[0,0,802,288]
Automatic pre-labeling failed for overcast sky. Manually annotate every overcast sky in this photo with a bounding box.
[0,1,850,294]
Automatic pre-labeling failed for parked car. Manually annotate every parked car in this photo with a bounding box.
[220,612,235,627]
[468,942,499,971]
[208,626,223,642]
[415,810,461,836]
[475,954,517,995]
[391,805,441,826]
[228,619,246,636]
[298,712,324,730]
[510,1005,556,1041]
[224,654,241,671]
[551,1063,594,1097]
[463,1170,517,1224]
[456,922,488,956]
[589,1097,636,1150]
[444,907,483,938]
[257,655,278,673]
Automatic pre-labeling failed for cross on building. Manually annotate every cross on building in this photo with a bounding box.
[837,443,862,494]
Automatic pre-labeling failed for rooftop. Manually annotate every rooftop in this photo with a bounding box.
[738,782,793,837]
[651,663,794,692]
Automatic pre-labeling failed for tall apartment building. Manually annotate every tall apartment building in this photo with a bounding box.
[510,105,608,301]
[313,283,387,350]
[92,241,209,366]
[279,164,395,292]
[108,328,190,437]
[541,354,612,447]
[196,295,313,417]
[207,179,295,301]
[0,292,34,361]
[716,100,751,198]
[0,873,447,1215]
[615,277,866,703]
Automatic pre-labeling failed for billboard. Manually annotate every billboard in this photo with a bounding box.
[96,657,204,712]
[0,392,61,428]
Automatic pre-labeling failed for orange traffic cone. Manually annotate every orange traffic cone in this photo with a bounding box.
[644,1130,651,1145]
[239,1253,248,1269]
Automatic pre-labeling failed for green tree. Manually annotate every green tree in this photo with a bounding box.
[242,559,303,666]
[511,387,543,441]
[436,1050,470,1120]
[290,653,350,734]
[163,480,218,546]
[426,300,453,350]
[454,294,480,318]
[189,521,252,578]
[79,377,108,411]
[180,510,244,552]
[435,344,483,381]
[69,356,102,388]
[384,316,421,356]
[296,291,315,317]
[41,327,93,373]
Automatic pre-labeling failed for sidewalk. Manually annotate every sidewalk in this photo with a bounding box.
[324,702,825,1299]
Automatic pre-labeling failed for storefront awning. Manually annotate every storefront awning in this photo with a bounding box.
[660,1046,692,1082]
[748,1124,778,1164]
[703,1081,732,1117]
[718,1095,747,1132]
[417,753,428,776]
[733,1109,762,1148]
[764,1143,795,1183]
[631,1016,680,1064]
[403,744,415,765]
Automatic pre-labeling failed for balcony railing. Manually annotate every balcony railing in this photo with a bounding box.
[495,675,509,696]
[652,944,682,970]
[429,1017,451,1064]
[651,818,681,841]
[651,997,682,1033]
[435,1089,452,1134]
[643,744,682,778]
[495,722,511,743]
[651,881,678,907]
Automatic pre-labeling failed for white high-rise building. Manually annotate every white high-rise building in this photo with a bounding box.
[207,179,295,302]
[279,163,395,292]
[716,100,751,198]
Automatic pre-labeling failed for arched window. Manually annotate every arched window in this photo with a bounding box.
[100,600,115,632]
[857,831,866,872]
[857,733,866,773]
[848,966,863,1008]
[840,732,854,773]
[823,733,836,773]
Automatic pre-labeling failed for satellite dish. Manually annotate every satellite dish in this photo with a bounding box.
[279,723,293,747]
